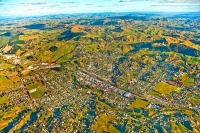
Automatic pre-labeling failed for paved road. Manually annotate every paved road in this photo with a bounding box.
[79,69,200,111]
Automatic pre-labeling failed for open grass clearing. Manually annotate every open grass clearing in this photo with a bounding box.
[128,98,149,109]
[0,63,14,71]
[0,75,13,91]
[180,74,195,87]
[153,82,177,95]
[26,82,43,90]
[0,95,9,104]
[93,114,119,133]
[30,87,45,98]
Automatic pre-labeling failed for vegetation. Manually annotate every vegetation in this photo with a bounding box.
[85,44,98,52]
[49,46,58,52]
[128,99,149,109]
[93,114,119,133]
[175,87,182,92]
[0,106,21,130]
[0,75,13,91]
[180,74,195,86]
[149,90,162,98]
[0,12,199,132]
[0,63,14,70]
[0,95,9,104]
[26,82,43,90]
[30,88,45,98]
[153,82,177,95]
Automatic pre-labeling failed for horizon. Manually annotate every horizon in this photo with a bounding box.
[1,11,200,18]
[0,0,200,17]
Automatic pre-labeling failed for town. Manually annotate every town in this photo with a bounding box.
[0,12,200,132]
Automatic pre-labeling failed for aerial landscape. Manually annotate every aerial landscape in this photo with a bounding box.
[0,0,200,133]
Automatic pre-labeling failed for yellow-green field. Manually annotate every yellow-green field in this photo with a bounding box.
[0,75,13,91]
[129,71,136,79]
[85,44,98,52]
[149,90,162,98]
[93,114,119,133]
[0,63,14,70]
[26,82,43,90]
[58,54,73,63]
[30,88,45,98]
[128,98,149,109]
[0,95,9,104]
[37,42,75,62]
[180,74,195,86]
[153,82,177,95]
[175,87,182,92]
[26,82,45,98]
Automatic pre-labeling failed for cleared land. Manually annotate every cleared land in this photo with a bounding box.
[26,82,45,98]
[153,82,177,95]
[93,114,120,133]
[180,74,195,86]
[0,75,13,91]
[0,63,14,70]
[128,98,149,109]
[149,90,162,98]
[30,88,45,98]
[0,95,9,104]
[26,82,43,90]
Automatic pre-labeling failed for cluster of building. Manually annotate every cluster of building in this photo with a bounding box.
[2,54,21,65]
[75,70,136,99]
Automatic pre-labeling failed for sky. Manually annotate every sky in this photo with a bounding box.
[0,0,200,16]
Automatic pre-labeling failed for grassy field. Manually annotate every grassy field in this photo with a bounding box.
[26,82,43,90]
[93,114,119,133]
[128,98,149,109]
[186,56,200,65]
[85,44,98,52]
[38,42,75,62]
[153,82,177,95]
[149,90,162,98]
[194,94,200,100]
[180,74,195,86]
[175,87,182,92]
[0,63,14,70]
[0,75,13,91]
[30,88,45,98]
[129,71,136,79]
[26,82,45,98]
[190,99,200,106]
[0,95,9,104]
[0,37,9,47]
[19,34,38,42]
[24,79,34,86]
[10,36,25,45]
[50,43,75,62]
[58,54,73,63]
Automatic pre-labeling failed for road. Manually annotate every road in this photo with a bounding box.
[79,69,200,111]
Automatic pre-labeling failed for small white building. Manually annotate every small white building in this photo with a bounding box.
[29,88,37,93]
